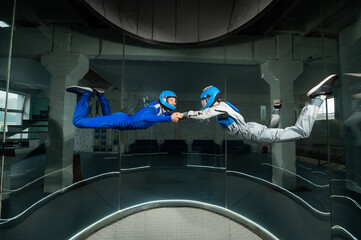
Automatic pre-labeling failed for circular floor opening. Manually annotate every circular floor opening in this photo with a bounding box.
[72,200,277,240]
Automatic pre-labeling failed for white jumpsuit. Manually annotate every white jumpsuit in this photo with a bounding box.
[184,100,322,143]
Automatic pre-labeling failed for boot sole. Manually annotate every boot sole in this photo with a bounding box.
[66,86,93,94]
[306,74,338,97]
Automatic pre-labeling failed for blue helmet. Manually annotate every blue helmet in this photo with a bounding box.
[159,90,177,110]
[200,86,220,110]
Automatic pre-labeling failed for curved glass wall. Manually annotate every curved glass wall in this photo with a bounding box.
[0,1,361,240]
[0,0,15,220]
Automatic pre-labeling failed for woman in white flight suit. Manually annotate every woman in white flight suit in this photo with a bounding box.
[183,74,338,143]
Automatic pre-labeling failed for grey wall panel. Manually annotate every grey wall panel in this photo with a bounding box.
[138,0,153,40]
[176,0,198,44]
[103,0,121,27]
[118,0,138,35]
[153,0,176,43]
[229,0,259,32]
[198,0,234,42]
[88,0,105,17]
[259,0,273,12]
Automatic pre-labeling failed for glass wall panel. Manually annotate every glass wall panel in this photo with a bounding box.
[1,4,120,240]
[0,0,15,221]
[0,1,360,239]
[224,33,337,239]
[111,38,227,209]
[332,31,361,239]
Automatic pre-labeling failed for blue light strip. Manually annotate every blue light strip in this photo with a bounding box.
[0,164,153,223]
[121,166,150,171]
[187,164,330,216]
[186,164,225,170]
[0,171,120,224]
[4,165,358,240]
[2,165,151,193]
[263,163,361,213]
[331,195,361,210]
[262,163,329,188]
[226,170,330,216]
[122,152,168,157]
[332,225,358,240]
[2,166,72,193]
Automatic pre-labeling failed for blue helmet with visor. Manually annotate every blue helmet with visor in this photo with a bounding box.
[159,90,177,111]
[200,86,220,110]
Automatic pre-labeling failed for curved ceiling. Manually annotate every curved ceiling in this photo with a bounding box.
[78,0,275,46]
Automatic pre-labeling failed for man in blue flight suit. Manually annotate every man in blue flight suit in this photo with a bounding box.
[66,86,182,130]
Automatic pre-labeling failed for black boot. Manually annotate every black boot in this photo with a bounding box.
[307,74,338,98]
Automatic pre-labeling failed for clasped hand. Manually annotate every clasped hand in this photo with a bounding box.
[171,112,183,123]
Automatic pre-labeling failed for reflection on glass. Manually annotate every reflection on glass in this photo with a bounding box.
[0,90,25,109]
[1,0,16,221]
[0,1,360,239]
[0,21,10,28]
[117,53,227,209]
[334,72,361,239]
[0,90,26,132]
[317,98,335,120]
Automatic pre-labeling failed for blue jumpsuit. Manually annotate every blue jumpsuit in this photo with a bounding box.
[72,92,172,130]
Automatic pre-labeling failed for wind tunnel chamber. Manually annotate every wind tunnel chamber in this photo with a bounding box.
[1,0,361,240]
[75,0,275,46]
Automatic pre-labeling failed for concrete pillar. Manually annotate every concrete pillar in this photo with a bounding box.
[260,34,303,189]
[41,53,89,192]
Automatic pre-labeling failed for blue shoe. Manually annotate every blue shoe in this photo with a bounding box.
[307,74,338,98]
[66,86,93,95]
[93,88,105,97]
